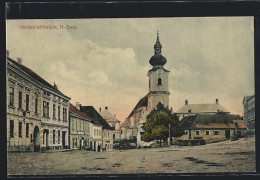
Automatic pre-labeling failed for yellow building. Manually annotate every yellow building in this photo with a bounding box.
[177,113,247,144]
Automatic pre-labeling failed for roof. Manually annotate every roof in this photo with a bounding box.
[80,106,113,130]
[69,103,90,119]
[127,94,148,118]
[243,95,255,104]
[7,57,69,98]
[120,120,131,127]
[177,103,229,114]
[99,108,120,122]
[180,114,246,130]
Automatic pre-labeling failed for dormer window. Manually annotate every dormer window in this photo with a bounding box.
[158,78,162,85]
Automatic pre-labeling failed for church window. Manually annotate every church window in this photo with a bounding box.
[158,78,162,85]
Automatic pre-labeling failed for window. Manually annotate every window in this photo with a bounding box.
[206,131,210,135]
[9,87,14,106]
[47,102,49,118]
[158,78,162,85]
[58,106,60,120]
[185,130,189,135]
[113,134,115,139]
[121,130,123,134]
[19,122,22,138]
[53,104,56,119]
[214,131,220,135]
[58,130,60,144]
[43,101,47,117]
[63,108,67,121]
[196,130,200,135]
[10,120,14,138]
[149,79,151,87]
[19,91,22,109]
[26,123,29,138]
[26,94,29,111]
[53,130,55,144]
[35,98,38,114]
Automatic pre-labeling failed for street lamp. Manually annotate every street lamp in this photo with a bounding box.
[168,124,172,146]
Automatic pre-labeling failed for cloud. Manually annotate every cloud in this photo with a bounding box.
[6,17,254,121]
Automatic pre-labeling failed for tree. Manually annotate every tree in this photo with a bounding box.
[142,103,184,146]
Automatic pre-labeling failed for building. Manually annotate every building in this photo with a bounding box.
[7,52,70,151]
[80,106,114,151]
[99,107,121,141]
[121,32,170,146]
[177,113,247,143]
[69,103,91,150]
[176,99,230,120]
[243,95,255,132]
[89,119,102,152]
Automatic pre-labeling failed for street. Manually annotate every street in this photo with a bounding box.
[8,136,255,175]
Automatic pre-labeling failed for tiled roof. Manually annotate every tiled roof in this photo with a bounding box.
[69,103,89,119]
[127,94,148,118]
[177,103,229,114]
[180,114,246,130]
[7,57,69,98]
[80,106,113,130]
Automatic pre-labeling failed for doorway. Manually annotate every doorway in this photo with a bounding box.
[62,131,66,148]
[225,130,230,139]
[33,126,40,152]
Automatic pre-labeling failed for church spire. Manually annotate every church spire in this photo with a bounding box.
[154,30,162,55]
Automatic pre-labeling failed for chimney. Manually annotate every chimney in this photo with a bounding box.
[185,100,188,105]
[105,107,108,110]
[53,82,58,90]
[17,57,22,64]
[99,107,101,112]
[216,98,219,104]
[76,102,81,110]
[6,50,9,57]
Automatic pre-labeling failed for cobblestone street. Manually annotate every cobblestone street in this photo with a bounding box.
[8,136,255,175]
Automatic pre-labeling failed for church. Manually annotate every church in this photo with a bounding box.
[120,32,170,146]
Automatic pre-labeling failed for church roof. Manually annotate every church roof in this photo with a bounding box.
[177,103,229,114]
[7,57,70,99]
[180,114,246,130]
[127,94,148,119]
[80,106,113,130]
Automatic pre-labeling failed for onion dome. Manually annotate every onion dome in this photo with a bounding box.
[149,31,167,66]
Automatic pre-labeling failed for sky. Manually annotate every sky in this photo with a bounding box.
[6,17,254,122]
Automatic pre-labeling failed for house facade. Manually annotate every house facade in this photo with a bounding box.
[243,95,255,132]
[176,99,230,120]
[7,53,70,151]
[80,106,114,151]
[177,113,247,143]
[69,103,91,150]
[99,107,121,141]
[89,121,102,152]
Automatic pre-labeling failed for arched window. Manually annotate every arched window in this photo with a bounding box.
[158,78,162,85]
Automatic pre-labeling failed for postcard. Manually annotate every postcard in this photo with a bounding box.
[5,3,255,176]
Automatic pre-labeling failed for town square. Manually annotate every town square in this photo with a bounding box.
[6,16,255,175]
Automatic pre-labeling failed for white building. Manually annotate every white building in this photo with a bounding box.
[69,103,91,150]
[176,99,230,120]
[89,121,102,152]
[7,52,70,151]
[99,107,121,141]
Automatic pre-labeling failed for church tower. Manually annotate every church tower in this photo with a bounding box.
[147,31,170,112]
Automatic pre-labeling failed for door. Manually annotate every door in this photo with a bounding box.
[33,126,40,152]
[62,131,66,148]
[225,130,230,139]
